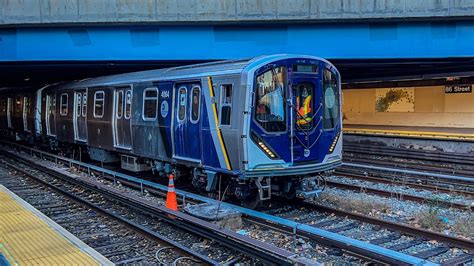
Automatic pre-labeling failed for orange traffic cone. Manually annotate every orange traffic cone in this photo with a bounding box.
[166,174,178,211]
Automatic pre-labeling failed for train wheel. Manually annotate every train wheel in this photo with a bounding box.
[241,191,261,209]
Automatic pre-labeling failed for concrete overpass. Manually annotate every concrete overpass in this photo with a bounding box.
[2,0,474,25]
[1,0,474,86]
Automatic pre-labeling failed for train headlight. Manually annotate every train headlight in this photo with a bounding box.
[328,132,340,153]
[251,132,279,159]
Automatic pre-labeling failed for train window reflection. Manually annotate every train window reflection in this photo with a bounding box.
[220,84,232,126]
[255,66,286,132]
[178,87,186,122]
[125,90,132,119]
[76,93,82,117]
[190,86,200,123]
[143,87,158,120]
[93,91,105,118]
[82,93,87,117]
[323,69,339,129]
[116,91,123,118]
[60,93,68,116]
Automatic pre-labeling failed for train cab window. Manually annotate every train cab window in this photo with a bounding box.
[143,88,158,120]
[76,93,82,117]
[177,87,187,122]
[322,69,339,129]
[125,90,132,119]
[220,84,232,126]
[190,86,201,123]
[255,66,286,132]
[60,93,68,116]
[82,93,87,117]
[295,83,314,129]
[93,91,105,118]
[116,90,123,118]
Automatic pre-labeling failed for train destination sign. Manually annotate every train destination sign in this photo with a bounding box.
[445,85,472,93]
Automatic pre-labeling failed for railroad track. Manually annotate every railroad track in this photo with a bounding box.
[1,140,471,265]
[0,161,217,265]
[262,200,474,265]
[0,159,226,265]
[332,163,474,210]
[343,143,474,178]
[0,154,302,265]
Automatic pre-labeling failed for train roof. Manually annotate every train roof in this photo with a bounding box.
[60,58,253,89]
[58,54,330,89]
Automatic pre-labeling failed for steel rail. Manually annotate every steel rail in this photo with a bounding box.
[0,147,301,265]
[334,171,474,197]
[325,179,471,210]
[1,159,218,266]
[0,142,436,266]
[294,201,474,250]
[343,144,474,165]
[342,162,474,184]
[343,157,474,178]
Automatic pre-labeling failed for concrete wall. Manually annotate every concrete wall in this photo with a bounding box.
[1,0,474,25]
[343,85,474,128]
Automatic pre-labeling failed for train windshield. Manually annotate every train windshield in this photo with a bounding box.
[323,68,339,129]
[255,66,286,132]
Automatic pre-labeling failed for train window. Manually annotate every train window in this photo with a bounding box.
[177,87,186,122]
[190,86,200,123]
[76,93,82,117]
[323,68,339,129]
[220,84,232,126]
[295,83,314,129]
[116,90,123,118]
[255,66,286,132]
[94,91,105,118]
[125,90,132,119]
[143,87,158,120]
[60,93,68,116]
[82,93,87,117]
[23,97,31,114]
[15,96,21,113]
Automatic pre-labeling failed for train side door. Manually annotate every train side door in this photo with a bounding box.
[73,90,88,141]
[113,87,132,149]
[173,83,202,162]
[46,94,56,136]
[7,97,12,128]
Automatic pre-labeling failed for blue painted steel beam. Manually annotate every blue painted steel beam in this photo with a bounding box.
[1,21,474,61]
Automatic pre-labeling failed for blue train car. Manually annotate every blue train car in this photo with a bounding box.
[0,54,342,207]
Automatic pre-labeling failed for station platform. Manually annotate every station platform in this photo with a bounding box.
[343,124,474,141]
[0,185,111,265]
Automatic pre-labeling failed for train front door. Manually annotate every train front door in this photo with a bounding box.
[46,94,56,136]
[113,87,132,149]
[173,83,202,162]
[73,90,88,141]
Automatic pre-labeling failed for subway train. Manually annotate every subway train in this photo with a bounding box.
[0,54,342,208]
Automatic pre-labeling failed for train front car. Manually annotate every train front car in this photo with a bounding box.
[240,55,342,207]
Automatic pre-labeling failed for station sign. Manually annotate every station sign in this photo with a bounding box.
[444,84,472,93]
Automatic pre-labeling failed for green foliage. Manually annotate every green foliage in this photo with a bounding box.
[375,89,414,112]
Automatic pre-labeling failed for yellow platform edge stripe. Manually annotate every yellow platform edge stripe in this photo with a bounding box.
[0,185,113,266]
[343,128,474,140]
